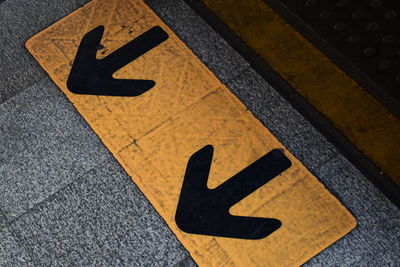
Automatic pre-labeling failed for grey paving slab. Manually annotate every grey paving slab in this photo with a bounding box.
[305,154,400,266]
[146,0,249,83]
[11,157,188,267]
[0,77,109,220]
[0,226,33,267]
[226,68,337,171]
[0,0,90,104]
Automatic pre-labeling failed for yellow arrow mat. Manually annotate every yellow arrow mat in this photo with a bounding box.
[26,0,356,266]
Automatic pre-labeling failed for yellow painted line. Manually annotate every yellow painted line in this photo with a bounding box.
[201,0,400,186]
[26,0,355,266]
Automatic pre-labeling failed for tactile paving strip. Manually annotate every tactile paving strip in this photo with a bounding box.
[199,0,400,198]
[274,0,400,115]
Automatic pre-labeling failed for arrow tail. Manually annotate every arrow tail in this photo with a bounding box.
[103,26,169,72]
[215,149,292,207]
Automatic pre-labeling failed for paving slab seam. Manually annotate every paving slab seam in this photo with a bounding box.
[5,155,113,226]
[4,156,117,266]
[0,78,45,109]
[314,152,340,171]
[310,155,356,213]
[221,65,257,87]
[224,65,340,172]
[8,157,189,266]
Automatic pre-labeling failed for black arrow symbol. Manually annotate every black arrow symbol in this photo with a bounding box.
[67,25,169,96]
[175,145,292,239]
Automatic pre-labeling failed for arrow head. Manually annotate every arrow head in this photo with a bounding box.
[67,25,168,96]
[176,145,291,239]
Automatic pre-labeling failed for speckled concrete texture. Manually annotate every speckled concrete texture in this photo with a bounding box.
[11,157,188,266]
[0,226,34,267]
[0,0,90,103]
[305,154,400,266]
[0,77,109,220]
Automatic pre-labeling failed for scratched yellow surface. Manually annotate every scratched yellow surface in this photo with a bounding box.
[26,0,356,266]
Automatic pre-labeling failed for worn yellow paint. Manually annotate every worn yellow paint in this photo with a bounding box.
[201,0,400,186]
[26,0,356,266]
